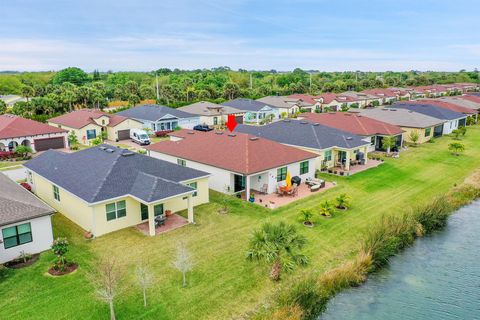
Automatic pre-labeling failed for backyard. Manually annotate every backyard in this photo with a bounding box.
[1,127,480,320]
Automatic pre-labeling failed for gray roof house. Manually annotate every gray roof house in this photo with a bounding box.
[222,99,280,124]
[24,145,210,237]
[0,173,54,263]
[177,101,244,126]
[256,96,301,114]
[117,104,200,131]
[354,108,444,128]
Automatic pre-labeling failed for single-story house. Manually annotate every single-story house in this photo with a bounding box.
[236,120,371,172]
[353,108,445,144]
[337,91,383,108]
[0,114,67,152]
[117,104,200,132]
[440,96,480,112]
[24,145,210,237]
[0,173,54,264]
[393,103,467,135]
[221,99,280,124]
[416,99,478,123]
[284,94,321,113]
[257,96,302,115]
[361,89,398,105]
[387,87,412,101]
[315,93,344,112]
[177,101,244,126]
[147,130,319,200]
[48,109,143,145]
[300,112,404,152]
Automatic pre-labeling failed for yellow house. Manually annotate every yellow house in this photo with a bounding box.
[24,145,210,237]
[48,109,143,145]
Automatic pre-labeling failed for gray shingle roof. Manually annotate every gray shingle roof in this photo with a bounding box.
[354,108,444,128]
[222,98,276,112]
[235,120,369,150]
[178,101,243,116]
[392,103,465,121]
[256,96,291,109]
[117,104,198,122]
[0,173,54,227]
[24,145,209,204]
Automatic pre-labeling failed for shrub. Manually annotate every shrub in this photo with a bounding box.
[51,238,69,271]
[276,277,324,320]
[155,130,173,137]
[270,304,303,320]
[410,197,452,234]
[319,201,335,217]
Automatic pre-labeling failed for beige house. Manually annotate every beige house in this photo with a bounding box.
[24,145,210,237]
[178,101,244,127]
[48,109,143,145]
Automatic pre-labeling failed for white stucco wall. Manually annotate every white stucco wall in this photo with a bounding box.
[0,215,53,264]
[442,118,465,135]
[0,132,67,152]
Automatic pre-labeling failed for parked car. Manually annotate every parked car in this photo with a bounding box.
[130,129,151,145]
[193,124,213,132]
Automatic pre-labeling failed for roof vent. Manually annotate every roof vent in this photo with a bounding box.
[300,121,308,124]
[312,123,319,126]
[187,131,195,134]
[105,148,115,153]
[121,150,135,156]
[283,119,291,122]
[346,137,353,140]
[249,137,259,141]
[228,134,236,137]
[99,146,107,150]
[215,132,224,135]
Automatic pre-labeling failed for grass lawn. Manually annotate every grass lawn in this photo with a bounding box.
[0,161,25,170]
[1,127,480,319]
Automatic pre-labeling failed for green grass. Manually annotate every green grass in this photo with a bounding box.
[0,161,25,170]
[2,127,480,319]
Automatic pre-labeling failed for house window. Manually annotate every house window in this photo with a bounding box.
[213,117,218,125]
[324,150,332,161]
[53,185,60,201]
[2,223,32,249]
[86,129,96,140]
[154,204,164,217]
[425,128,431,137]
[300,161,309,175]
[106,200,127,221]
[177,159,186,166]
[370,136,376,146]
[277,167,287,182]
[188,182,198,197]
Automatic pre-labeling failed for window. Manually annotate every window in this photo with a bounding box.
[106,200,127,221]
[188,182,198,197]
[425,128,431,137]
[324,150,332,161]
[370,136,376,146]
[2,223,32,249]
[300,161,309,175]
[53,185,60,201]
[213,117,218,125]
[86,129,96,140]
[154,204,164,216]
[177,159,186,166]
[277,167,287,182]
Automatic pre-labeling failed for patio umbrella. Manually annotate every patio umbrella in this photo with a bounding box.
[285,171,292,188]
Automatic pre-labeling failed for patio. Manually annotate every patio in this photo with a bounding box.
[136,214,189,236]
[328,159,383,176]
[241,182,336,209]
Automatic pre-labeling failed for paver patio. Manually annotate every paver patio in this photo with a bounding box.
[136,214,189,235]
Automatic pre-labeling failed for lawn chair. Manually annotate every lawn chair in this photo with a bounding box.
[260,184,268,194]
[154,215,166,227]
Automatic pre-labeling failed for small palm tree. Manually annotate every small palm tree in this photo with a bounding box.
[335,193,351,210]
[319,200,335,217]
[246,222,308,281]
[448,142,465,156]
[299,209,314,226]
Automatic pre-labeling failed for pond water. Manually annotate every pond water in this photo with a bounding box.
[321,201,480,320]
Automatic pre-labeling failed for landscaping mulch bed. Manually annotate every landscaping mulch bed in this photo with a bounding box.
[4,254,40,269]
[47,263,78,276]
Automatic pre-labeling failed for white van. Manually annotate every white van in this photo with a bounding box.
[130,129,151,145]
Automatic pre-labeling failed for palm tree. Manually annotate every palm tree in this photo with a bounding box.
[246,222,308,281]
[319,200,335,217]
[335,193,351,210]
[448,142,465,156]
[21,85,35,102]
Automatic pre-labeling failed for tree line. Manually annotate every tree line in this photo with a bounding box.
[0,67,478,122]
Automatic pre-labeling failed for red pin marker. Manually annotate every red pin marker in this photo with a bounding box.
[226,114,238,132]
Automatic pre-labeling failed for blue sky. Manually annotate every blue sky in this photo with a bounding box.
[1,0,479,71]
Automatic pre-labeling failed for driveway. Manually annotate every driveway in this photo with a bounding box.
[2,166,27,181]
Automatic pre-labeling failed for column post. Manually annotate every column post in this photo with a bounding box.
[187,195,194,223]
[148,204,155,236]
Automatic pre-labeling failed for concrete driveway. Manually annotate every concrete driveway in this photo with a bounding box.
[2,166,27,181]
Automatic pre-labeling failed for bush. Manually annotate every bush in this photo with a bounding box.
[410,197,452,234]
[276,277,324,320]
[155,130,173,137]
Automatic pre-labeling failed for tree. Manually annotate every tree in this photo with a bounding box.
[135,263,154,307]
[381,136,396,155]
[92,258,122,320]
[68,131,79,149]
[0,100,6,114]
[448,142,465,156]
[451,129,461,140]
[128,94,141,107]
[14,145,33,158]
[172,241,194,287]
[51,238,69,271]
[139,84,155,100]
[223,82,240,100]
[21,85,35,102]
[246,222,308,281]
[51,67,89,86]
[409,130,420,146]
[335,193,351,210]
[319,200,335,217]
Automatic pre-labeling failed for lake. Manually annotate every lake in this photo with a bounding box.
[321,201,480,320]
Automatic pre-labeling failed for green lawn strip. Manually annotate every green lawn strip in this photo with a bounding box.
[0,162,25,170]
[0,126,479,319]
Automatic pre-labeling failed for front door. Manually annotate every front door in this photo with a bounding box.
[338,151,347,164]
[234,174,245,193]
[140,203,148,220]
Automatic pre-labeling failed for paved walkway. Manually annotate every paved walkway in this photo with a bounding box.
[2,166,27,181]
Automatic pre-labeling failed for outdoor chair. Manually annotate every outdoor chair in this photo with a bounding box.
[154,215,166,227]
[260,184,268,194]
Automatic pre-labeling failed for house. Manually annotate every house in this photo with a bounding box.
[257,96,302,115]
[117,104,200,132]
[415,99,478,123]
[300,112,404,152]
[0,114,67,152]
[337,91,383,108]
[236,120,371,172]
[24,145,210,237]
[354,108,445,144]
[440,96,480,112]
[147,130,319,200]
[0,173,54,264]
[48,109,143,145]
[387,87,412,101]
[393,103,467,134]
[361,89,398,105]
[284,94,321,113]
[315,93,344,112]
[177,101,244,127]
[0,95,27,107]
[221,99,280,124]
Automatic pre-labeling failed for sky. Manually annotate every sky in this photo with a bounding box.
[1,0,479,72]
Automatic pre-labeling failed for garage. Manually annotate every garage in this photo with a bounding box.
[235,115,244,124]
[34,137,65,151]
[117,129,130,141]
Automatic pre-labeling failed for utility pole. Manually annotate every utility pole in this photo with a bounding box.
[309,73,312,93]
[155,75,160,101]
[249,73,253,90]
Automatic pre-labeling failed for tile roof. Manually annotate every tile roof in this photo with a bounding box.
[221,98,276,112]
[415,99,477,115]
[236,120,369,151]
[48,109,133,129]
[0,114,67,139]
[0,173,54,227]
[361,88,397,98]
[458,95,480,107]
[24,145,209,204]
[354,108,444,128]
[117,104,197,122]
[178,101,243,116]
[300,112,403,136]
[393,103,466,121]
[147,130,318,175]
[286,94,318,105]
[316,93,338,104]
